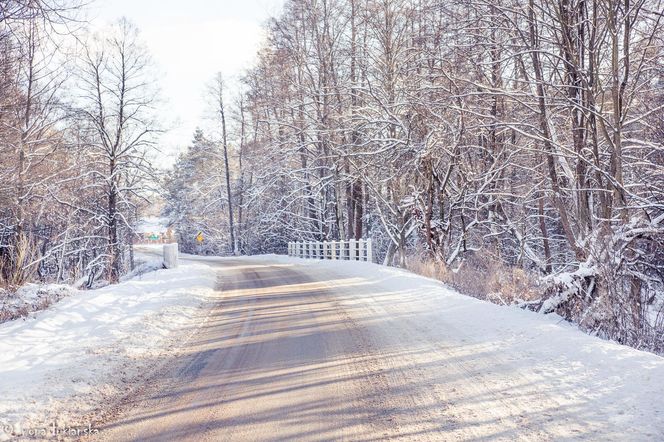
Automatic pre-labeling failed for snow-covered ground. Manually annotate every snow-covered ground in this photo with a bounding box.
[0,257,218,440]
[252,255,664,439]
[0,257,164,327]
[1,252,663,439]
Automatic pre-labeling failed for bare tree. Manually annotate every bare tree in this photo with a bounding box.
[0,0,75,285]
[207,73,236,255]
[75,18,158,283]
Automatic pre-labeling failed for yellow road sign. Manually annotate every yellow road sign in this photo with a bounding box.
[196,232,204,243]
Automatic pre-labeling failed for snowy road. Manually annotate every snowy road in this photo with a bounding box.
[94,256,664,441]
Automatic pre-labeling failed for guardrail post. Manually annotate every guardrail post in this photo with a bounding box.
[323,240,329,259]
[313,241,319,259]
[367,238,373,262]
[163,243,179,269]
[348,239,355,260]
[359,239,365,261]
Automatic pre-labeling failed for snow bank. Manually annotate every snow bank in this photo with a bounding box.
[120,258,164,282]
[0,263,218,440]
[0,284,77,324]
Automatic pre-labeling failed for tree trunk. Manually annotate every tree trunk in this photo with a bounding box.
[218,81,236,255]
[353,180,363,240]
[108,172,120,284]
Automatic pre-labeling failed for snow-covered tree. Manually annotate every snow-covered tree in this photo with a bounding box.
[73,18,159,283]
[220,0,664,352]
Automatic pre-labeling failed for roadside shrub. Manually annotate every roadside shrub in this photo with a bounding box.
[406,250,539,306]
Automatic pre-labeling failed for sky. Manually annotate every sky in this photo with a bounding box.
[89,0,285,164]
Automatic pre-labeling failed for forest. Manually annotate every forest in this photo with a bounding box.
[1,2,157,286]
[2,0,663,353]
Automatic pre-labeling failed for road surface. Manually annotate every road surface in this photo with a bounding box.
[93,257,651,441]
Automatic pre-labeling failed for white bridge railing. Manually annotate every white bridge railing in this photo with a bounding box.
[288,239,373,262]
